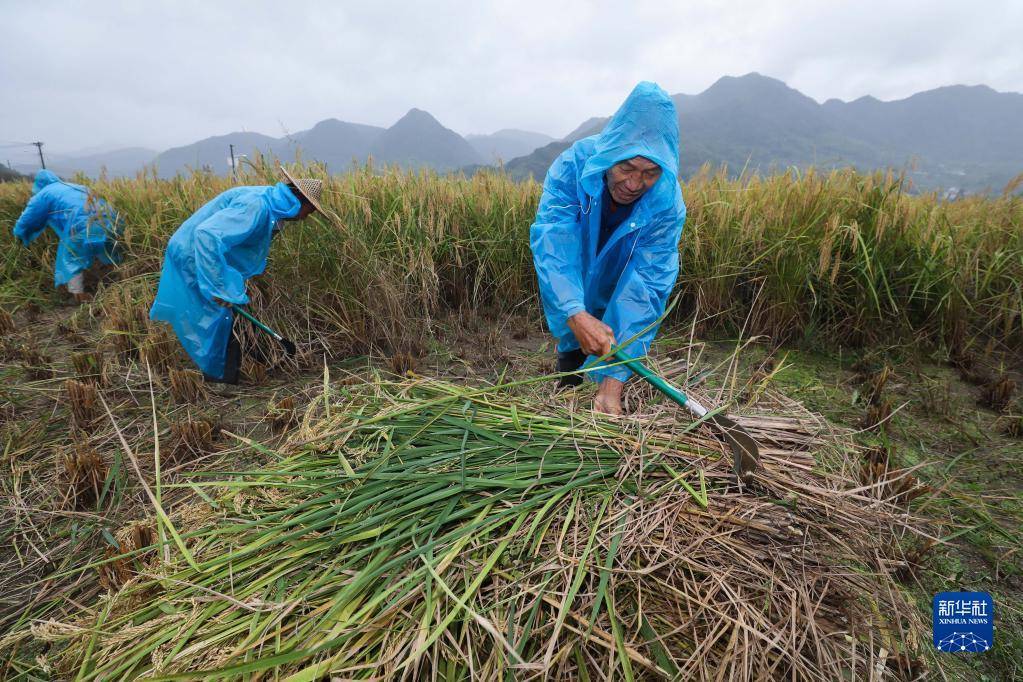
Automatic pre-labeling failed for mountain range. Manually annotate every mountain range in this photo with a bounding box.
[147,110,553,179]
[506,74,1023,193]
[11,74,1022,193]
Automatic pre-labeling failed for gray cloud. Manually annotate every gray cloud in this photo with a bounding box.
[1,0,1020,162]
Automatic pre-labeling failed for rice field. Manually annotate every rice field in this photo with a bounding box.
[1,157,1020,357]
[0,161,1021,680]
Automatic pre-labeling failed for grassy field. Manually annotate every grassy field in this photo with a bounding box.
[0,163,1021,679]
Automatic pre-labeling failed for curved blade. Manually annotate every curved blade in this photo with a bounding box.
[279,338,298,357]
[608,349,760,482]
[708,413,759,481]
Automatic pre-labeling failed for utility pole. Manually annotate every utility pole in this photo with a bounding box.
[32,141,45,169]
[229,144,236,178]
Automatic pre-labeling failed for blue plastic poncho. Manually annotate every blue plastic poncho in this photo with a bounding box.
[150,183,301,378]
[529,81,686,382]
[13,170,122,286]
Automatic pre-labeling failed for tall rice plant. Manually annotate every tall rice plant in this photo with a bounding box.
[0,161,1019,353]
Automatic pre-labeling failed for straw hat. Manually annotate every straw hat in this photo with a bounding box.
[279,166,324,214]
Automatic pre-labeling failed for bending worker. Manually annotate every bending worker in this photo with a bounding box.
[150,168,322,384]
[529,82,686,415]
[12,169,122,302]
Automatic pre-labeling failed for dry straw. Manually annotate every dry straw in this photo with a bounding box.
[65,379,99,429]
[97,521,158,592]
[0,308,13,335]
[981,375,1017,412]
[71,351,106,385]
[60,446,107,510]
[167,368,207,404]
[20,345,51,380]
[266,395,299,434]
[169,415,218,461]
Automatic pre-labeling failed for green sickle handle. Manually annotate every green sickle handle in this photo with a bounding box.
[612,349,708,417]
[611,348,759,481]
[231,304,297,356]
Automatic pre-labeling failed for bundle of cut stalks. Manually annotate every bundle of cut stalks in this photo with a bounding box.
[27,375,924,680]
[100,283,151,358]
[168,415,218,461]
[60,446,107,510]
[65,378,100,429]
[71,350,107,385]
[139,324,180,375]
[97,521,158,592]
[168,368,207,405]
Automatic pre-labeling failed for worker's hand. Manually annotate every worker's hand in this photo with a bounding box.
[593,377,624,416]
[567,312,615,357]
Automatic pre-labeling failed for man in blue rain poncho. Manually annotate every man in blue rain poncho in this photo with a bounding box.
[150,169,323,384]
[530,82,686,415]
[13,170,122,302]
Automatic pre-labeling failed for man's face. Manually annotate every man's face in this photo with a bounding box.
[287,202,316,221]
[606,156,662,205]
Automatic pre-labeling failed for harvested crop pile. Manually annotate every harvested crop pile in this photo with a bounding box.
[13,376,924,680]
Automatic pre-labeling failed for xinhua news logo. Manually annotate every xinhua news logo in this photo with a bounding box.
[933,592,993,653]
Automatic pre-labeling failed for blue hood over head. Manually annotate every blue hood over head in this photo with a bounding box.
[32,169,60,194]
[579,81,680,197]
[529,81,687,383]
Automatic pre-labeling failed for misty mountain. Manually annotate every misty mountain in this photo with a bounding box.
[147,109,498,177]
[288,119,384,171]
[503,118,607,181]
[561,117,610,142]
[503,73,1023,193]
[153,132,283,179]
[368,109,483,171]
[16,74,1021,193]
[12,147,158,179]
[466,129,554,164]
[58,147,158,177]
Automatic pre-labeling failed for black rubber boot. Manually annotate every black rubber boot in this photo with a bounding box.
[556,348,587,389]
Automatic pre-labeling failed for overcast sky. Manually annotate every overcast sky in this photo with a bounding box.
[2,0,1020,161]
